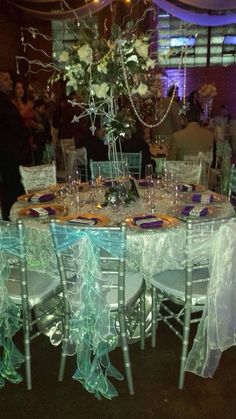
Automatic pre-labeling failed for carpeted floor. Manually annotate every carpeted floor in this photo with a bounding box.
[1,324,236,419]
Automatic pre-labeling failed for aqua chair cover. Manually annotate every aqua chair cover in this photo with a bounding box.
[0,222,24,388]
[50,223,126,399]
[185,219,236,377]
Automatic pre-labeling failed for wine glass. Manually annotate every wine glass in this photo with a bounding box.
[145,164,153,181]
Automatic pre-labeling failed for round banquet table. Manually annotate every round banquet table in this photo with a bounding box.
[10,184,235,285]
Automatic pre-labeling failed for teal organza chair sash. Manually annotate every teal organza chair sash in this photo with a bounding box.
[0,221,25,389]
[50,222,128,399]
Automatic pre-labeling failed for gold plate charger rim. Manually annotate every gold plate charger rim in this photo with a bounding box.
[18,203,66,218]
[184,191,227,204]
[58,212,111,226]
[17,190,55,202]
[125,213,180,229]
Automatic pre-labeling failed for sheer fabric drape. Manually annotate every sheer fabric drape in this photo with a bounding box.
[185,219,236,377]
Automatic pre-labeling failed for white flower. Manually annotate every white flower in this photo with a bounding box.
[77,44,93,65]
[146,58,155,69]
[59,50,69,62]
[132,82,148,96]
[93,82,109,98]
[67,77,77,90]
[133,39,149,59]
[97,61,108,74]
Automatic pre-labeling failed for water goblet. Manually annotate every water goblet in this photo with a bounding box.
[145,164,153,181]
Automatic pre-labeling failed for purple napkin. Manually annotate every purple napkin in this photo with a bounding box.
[69,216,98,225]
[29,206,56,217]
[29,193,54,203]
[133,215,163,229]
[192,193,213,204]
[181,205,208,217]
[139,180,154,187]
[178,184,196,192]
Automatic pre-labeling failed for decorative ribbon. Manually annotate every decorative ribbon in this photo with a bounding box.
[50,223,126,399]
[0,224,25,389]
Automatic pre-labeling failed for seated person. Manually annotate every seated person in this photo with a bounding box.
[119,123,156,177]
[31,99,52,165]
[168,109,214,161]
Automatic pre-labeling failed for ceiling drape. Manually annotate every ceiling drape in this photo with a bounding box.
[7,0,113,20]
[153,0,236,26]
[7,0,236,25]
[176,0,236,11]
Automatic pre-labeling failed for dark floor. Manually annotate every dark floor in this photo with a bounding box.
[1,323,236,419]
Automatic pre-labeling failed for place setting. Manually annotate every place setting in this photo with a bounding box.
[17,203,67,220]
[125,213,180,230]
[58,212,111,226]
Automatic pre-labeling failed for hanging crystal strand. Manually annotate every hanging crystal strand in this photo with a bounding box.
[119,41,184,129]
[106,91,119,183]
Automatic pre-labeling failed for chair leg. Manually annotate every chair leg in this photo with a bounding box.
[151,287,158,348]
[140,288,146,350]
[23,312,32,390]
[178,307,191,389]
[58,312,70,382]
[119,311,134,395]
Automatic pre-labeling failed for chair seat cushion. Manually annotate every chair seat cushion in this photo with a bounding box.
[6,271,60,307]
[106,271,144,310]
[150,267,209,306]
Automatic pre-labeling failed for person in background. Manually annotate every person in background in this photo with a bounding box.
[168,85,180,103]
[188,90,203,121]
[150,92,182,147]
[119,121,156,177]
[31,99,52,165]
[0,70,31,220]
[168,108,214,161]
[12,79,35,130]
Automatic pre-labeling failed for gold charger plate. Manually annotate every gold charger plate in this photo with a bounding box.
[125,213,180,229]
[17,191,55,203]
[184,191,227,204]
[177,205,220,219]
[59,212,111,226]
[179,184,206,192]
[18,204,66,219]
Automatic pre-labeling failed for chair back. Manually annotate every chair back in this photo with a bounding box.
[228,164,236,206]
[19,163,57,193]
[117,152,142,178]
[50,221,128,397]
[0,220,26,386]
[182,152,212,187]
[1,219,61,389]
[43,143,55,164]
[165,160,203,185]
[90,160,127,181]
[75,147,88,182]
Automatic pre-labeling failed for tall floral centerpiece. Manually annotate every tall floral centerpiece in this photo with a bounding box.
[57,22,156,180]
[198,83,217,124]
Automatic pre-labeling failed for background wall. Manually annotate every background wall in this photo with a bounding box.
[167,66,236,119]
